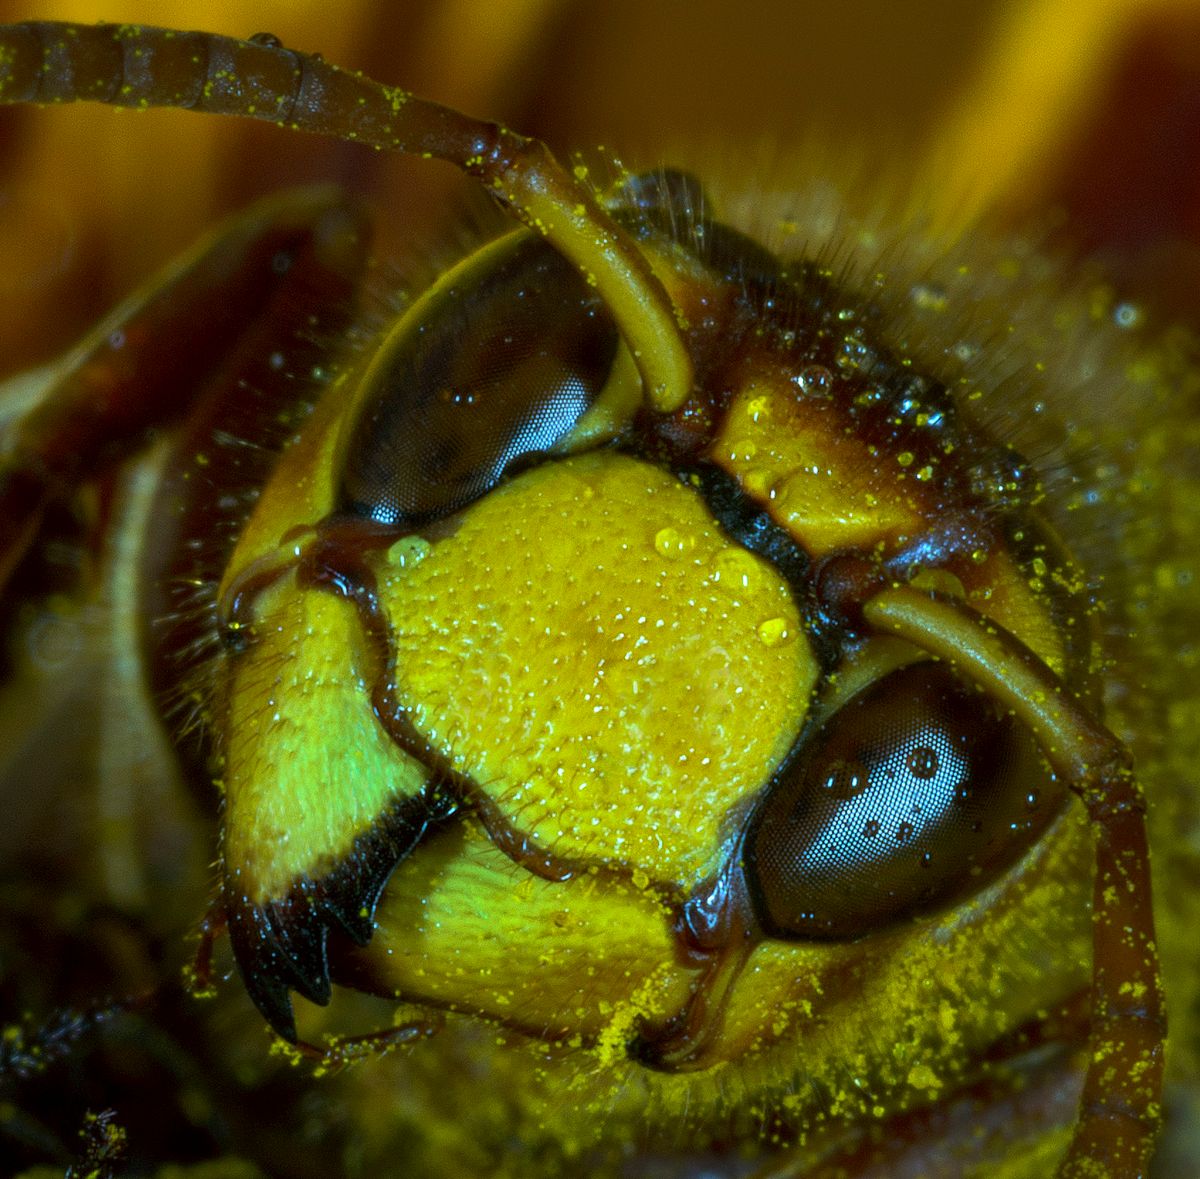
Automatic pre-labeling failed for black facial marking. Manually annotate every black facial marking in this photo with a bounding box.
[225,788,455,1040]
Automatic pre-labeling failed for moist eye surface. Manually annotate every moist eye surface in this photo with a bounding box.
[744,661,1061,940]
[339,234,619,528]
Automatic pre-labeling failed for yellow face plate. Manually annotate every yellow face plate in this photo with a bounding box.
[379,450,814,884]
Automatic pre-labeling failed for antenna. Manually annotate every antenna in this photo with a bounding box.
[0,20,693,412]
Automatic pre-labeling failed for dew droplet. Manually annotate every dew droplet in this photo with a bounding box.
[895,821,915,843]
[796,364,833,397]
[908,568,966,599]
[863,819,881,839]
[387,536,432,569]
[712,549,762,593]
[250,31,283,48]
[1025,789,1040,811]
[906,746,939,780]
[756,617,792,647]
[725,437,758,462]
[821,758,868,800]
[654,527,694,560]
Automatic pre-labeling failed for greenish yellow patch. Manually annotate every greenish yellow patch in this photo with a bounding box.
[222,580,428,904]
[357,825,689,1039]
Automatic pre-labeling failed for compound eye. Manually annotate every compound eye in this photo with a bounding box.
[338,233,619,527]
[744,661,1060,940]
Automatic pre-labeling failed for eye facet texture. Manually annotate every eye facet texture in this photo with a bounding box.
[338,234,618,527]
[745,661,1060,940]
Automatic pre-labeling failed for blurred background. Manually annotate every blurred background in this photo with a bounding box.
[2,0,1199,379]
